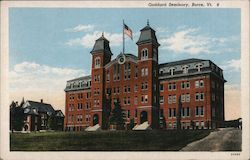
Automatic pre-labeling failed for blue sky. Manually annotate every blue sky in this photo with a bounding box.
[9,8,241,119]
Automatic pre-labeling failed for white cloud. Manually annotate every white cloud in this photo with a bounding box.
[65,24,95,32]
[9,61,86,92]
[221,59,241,72]
[159,27,238,55]
[66,31,122,48]
[159,28,211,55]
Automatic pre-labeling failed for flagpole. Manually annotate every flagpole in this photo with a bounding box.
[123,19,125,54]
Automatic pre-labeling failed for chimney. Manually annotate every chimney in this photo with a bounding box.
[41,99,43,103]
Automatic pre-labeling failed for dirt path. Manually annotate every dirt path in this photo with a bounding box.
[180,128,242,151]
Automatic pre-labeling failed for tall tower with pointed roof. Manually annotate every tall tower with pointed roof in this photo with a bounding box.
[90,33,112,127]
[136,21,160,129]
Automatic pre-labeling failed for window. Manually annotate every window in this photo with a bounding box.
[186,82,190,88]
[160,96,164,104]
[168,84,172,91]
[172,95,176,103]
[186,94,190,102]
[134,97,138,105]
[124,97,127,105]
[127,97,131,105]
[134,84,138,92]
[196,63,203,72]
[200,93,204,101]
[168,95,172,104]
[181,82,185,89]
[195,93,199,101]
[200,106,204,116]
[127,110,130,118]
[141,48,148,60]
[195,106,199,116]
[160,84,164,91]
[95,57,101,68]
[127,86,131,92]
[182,65,189,74]
[141,68,145,77]
[182,108,185,117]
[181,94,185,102]
[172,108,176,117]
[145,95,148,103]
[186,107,190,117]
[200,80,204,87]
[168,108,172,117]
[195,81,199,88]
[135,66,138,78]
[169,68,175,76]
[196,106,204,116]
[141,96,144,103]
[145,68,148,76]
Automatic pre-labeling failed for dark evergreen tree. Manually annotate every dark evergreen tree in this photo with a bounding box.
[10,101,25,131]
[129,118,135,130]
[48,114,57,130]
[109,100,126,130]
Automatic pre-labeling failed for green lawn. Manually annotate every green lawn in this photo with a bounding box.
[10,130,211,151]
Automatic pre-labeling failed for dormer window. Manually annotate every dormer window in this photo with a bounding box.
[195,63,203,72]
[141,48,148,60]
[95,57,101,68]
[169,67,175,76]
[182,65,189,74]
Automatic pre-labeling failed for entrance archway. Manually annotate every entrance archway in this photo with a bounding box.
[140,111,148,124]
[93,114,99,125]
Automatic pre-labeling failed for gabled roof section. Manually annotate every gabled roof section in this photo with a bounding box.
[105,53,138,69]
[23,100,55,115]
[90,34,113,55]
[136,23,160,46]
[55,110,65,117]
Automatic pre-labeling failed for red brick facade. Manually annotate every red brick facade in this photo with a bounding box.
[64,23,225,131]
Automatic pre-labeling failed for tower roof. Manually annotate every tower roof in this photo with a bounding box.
[136,21,160,46]
[90,33,113,55]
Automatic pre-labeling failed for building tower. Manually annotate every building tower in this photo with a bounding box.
[136,21,160,129]
[90,33,112,127]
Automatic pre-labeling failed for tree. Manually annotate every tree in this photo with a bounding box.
[109,100,126,130]
[129,118,135,130]
[10,101,25,131]
[48,114,57,130]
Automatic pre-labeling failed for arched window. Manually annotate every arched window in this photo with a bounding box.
[182,65,189,74]
[195,63,203,72]
[95,57,101,68]
[141,48,148,60]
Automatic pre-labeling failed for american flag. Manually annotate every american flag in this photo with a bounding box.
[124,23,133,40]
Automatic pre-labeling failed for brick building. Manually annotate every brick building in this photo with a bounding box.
[64,23,226,131]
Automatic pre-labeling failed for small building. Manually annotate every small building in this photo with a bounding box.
[22,99,64,131]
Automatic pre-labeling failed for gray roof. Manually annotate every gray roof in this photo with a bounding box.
[90,34,112,55]
[65,75,91,91]
[159,58,226,81]
[55,110,65,117]
[23,101,55,115]
[159,58,207,67]
[67,75,91,83]
[136,24,160,46]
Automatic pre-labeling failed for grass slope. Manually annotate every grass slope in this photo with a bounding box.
[10,130,211,151]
